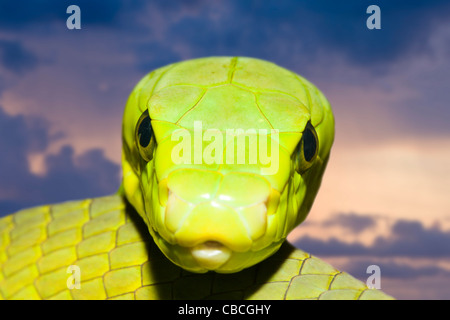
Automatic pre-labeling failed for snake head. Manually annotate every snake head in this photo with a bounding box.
[121,57,334,273]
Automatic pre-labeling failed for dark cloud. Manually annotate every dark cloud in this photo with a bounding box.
[0,0,143,29]
[343,259,450,281]
[0,106,51,181]
[344,259,450,299]
[41,146,121,201]
[296,0,450,67]
[0,0,61,28]
[373,220,450,258]
[322,212,376,234]
[2,0,449,74]
[294,236,368,256]
[0,40,39,75]
[294,218,450,258]
[294,217,450,299]
[134,0,450,76]
[0,106,120,216]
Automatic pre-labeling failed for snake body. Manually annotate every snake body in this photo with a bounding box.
[0,57,393,299]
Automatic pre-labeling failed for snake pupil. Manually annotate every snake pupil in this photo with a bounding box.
[138,114,152,148]
[303,126,316,162]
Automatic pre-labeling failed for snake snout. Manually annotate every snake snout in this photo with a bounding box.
[156,169,282,271]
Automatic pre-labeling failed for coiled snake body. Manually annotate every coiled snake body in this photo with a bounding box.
[0,57,393,299]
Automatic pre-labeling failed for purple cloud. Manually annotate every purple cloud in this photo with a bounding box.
[294,218,450,258]
[0,40,39,75]
[0,106,120,216]
[322,212,377,234]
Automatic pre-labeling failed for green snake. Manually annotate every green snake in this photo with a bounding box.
[0,57,393,299]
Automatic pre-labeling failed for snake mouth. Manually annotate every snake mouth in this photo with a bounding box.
[190,241,232,270]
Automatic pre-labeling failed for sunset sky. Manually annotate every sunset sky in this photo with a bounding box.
[1,0,449,299]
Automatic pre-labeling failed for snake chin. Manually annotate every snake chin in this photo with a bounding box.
[190,241,232,270]
[152,228,284,273]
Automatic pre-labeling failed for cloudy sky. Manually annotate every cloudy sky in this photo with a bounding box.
[1,0,449,299]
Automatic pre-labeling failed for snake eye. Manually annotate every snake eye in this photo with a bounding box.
[295,121,318,173]
[135,110,155,162]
